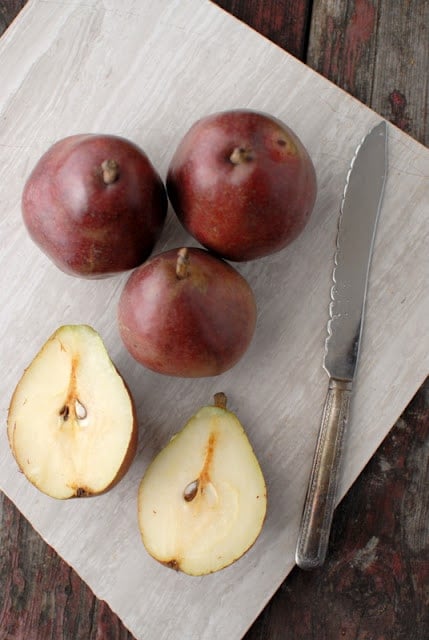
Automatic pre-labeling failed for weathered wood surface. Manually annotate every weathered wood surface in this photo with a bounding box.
[0,0,25,34]
[214,0,313,60]
[308,0,429,146]
[0,1,428,638]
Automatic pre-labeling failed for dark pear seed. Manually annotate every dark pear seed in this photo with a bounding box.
[183,479,199,502]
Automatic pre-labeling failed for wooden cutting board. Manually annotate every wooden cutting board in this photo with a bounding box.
[1,1,428,638]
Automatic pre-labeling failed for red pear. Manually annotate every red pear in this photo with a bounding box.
[117,247,257,377]
[167,109,317,261]
[22,134,167,278]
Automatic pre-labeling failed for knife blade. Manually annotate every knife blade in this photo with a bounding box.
[295,121,388,570]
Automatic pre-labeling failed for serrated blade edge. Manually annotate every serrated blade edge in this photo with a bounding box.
[324,121,388,380]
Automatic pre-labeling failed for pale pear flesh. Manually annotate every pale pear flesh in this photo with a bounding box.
[7,325,137,499]
[138,397,267,575]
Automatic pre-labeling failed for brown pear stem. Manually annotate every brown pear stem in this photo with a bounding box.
[229,147,253,164]
[213,392,227,410]
[101,159,119,184]
[176,248,190,279]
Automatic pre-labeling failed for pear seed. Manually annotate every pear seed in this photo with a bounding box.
[183,479,199,502]
[75,399,87,420]
[59,405,70,421]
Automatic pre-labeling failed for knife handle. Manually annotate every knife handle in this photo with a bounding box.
[295,378,352,569]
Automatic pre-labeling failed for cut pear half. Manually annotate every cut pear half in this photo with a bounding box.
[138,392,267,575]
[7,325,137,499]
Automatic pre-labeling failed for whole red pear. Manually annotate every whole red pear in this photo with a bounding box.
[117,247,257,377]
[22,134,167,277]
[167,109,317,261]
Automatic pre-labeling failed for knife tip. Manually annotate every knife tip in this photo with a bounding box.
[372,120,387,137]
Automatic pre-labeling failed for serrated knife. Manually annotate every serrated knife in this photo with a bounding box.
[295,121,388,570]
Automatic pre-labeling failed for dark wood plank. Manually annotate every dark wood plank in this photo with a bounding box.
[0,492,135,639]
[213,0,313,60]
[0,0,26,34]
[371,0,429,145]
[307,0,429,145]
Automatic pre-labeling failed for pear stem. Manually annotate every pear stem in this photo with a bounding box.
[101,159,119,184]
[229,147,253,164]
[176,248,190,279]
[213,392,227,410]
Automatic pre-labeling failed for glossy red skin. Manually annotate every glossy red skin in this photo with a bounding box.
[22,134,167,277]
[117,247,257,377]
[167,110,317,261]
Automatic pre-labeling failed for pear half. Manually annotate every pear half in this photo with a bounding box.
[138,393,267,575]
[7,325,137,499]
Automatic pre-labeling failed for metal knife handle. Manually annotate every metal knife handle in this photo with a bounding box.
[296,378,352,569]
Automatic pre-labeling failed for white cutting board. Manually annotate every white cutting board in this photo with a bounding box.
[0,1,428,638]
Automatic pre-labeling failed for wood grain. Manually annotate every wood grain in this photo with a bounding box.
[0,1,428,639]
[213,0,313,60]
[308,0,429,146]
[0,492,134,639]
[0,0,26,34]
